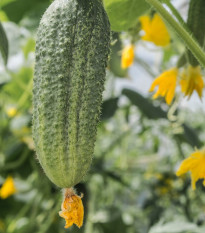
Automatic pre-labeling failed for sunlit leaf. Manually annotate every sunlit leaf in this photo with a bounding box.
[0,10,9,22]
[104,0,150,31]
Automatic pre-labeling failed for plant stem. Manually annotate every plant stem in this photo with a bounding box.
[145,0,205,68]
[163,0,185,26]
[2,148,29,171]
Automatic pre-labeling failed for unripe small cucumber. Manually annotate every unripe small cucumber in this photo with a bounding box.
[33,0,110,188]
[187,0,205,66]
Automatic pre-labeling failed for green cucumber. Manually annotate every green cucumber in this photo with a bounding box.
[33,0,110,188]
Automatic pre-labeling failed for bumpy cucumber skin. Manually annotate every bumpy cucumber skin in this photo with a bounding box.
[33,0,110,188]
[187,0,205,66]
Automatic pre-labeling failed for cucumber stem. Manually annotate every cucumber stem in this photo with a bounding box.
[145,0,205,68]
[163,0,185,26]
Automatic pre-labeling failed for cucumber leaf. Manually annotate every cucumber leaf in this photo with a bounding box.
[0,0,16,8]
[104,0,150,31]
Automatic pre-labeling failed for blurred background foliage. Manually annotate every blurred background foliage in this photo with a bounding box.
[0,0,205,233]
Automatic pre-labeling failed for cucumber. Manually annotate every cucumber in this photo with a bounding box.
[33,0,110,188]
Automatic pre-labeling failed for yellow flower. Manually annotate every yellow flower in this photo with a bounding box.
[180,65,204,99]
[149,68,178,105]
[59,188,84,228]
[0,176,16,199]
[121,44,135,69]
[6,107,17,117]
[176,149,205,190]
[140,14,170,46]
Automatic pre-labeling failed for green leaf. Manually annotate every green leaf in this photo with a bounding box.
[101,97,119,121]
[122,88,202,147]
[2,0,50,23]
[0,10,9,22]
[22,37,35,59]
[181,124,202,148]
[3,67,33,107]
[0,0,16,8]
[122,88,167,119]
[0,21,8,65]
[104,0,150,31]
[20,2,51,31]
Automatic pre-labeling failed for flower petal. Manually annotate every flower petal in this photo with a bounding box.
[0,176,16,199]
[140,13,170,46]
[149,68,178,105]
[59,188,84,229]
[121,44,135,69]
[176,149,205,190]
[180,65,204,99]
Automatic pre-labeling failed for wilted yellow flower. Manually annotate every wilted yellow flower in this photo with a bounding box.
[0,176,16,199]
[59,188,84,228]
[140,14,170,46]
[180,65,204,99]
[149,68,178,105]
[176,149,205,190]
[6,107,17,117]
[121,44,135,69]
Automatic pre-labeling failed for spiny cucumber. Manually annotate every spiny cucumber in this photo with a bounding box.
[33,0,110,188]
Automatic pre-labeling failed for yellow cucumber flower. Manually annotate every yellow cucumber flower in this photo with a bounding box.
[140,14,170,46]
[180,65,204,99]
[0,176,16,199]
[59,188,84,228]
[121,44,135,69]
[176,149,205,190]
[149,68,178,105]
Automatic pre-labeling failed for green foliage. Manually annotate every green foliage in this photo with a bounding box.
[1,0,50,23]
[0,0,16,8]
[122,88,167,119]
[1,1,205,233]
[103,0,150,31]
[22,38,35,59]
[101,97,119,121]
